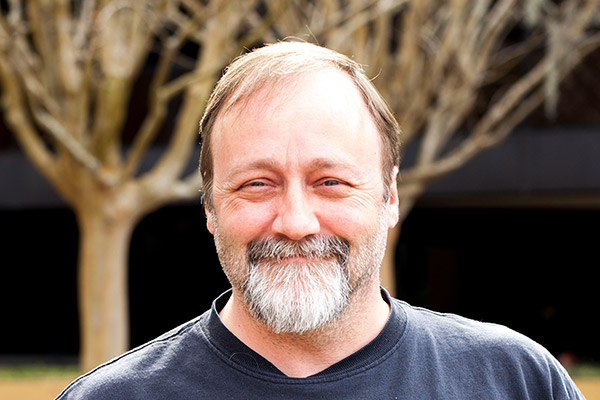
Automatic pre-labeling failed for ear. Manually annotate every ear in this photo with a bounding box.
[205,206,215,235]
[386,166,400,229]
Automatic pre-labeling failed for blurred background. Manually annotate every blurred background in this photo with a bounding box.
[0,0,599,397]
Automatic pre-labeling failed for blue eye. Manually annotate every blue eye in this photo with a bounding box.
[239,181,268,191]
[323,179,341,186]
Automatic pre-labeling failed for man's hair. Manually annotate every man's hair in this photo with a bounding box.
[199,41,400,209]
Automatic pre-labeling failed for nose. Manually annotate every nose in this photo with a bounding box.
[271,183,320,241]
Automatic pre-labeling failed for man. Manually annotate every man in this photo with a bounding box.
[57,42,582,399]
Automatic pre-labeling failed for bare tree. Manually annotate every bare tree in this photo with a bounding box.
[0,0,598,372]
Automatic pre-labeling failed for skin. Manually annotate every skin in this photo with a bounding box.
[205,68,399,377]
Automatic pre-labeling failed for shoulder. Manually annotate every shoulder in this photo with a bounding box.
[56,313,209,400]
[395,298,542,351]
[392,299,583,398]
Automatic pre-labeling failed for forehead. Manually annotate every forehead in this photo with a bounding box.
[212,68,381,151]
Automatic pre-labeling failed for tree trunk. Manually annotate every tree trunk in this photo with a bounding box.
[381,224,400,296]
[381,193,419,297]
[76,209,136,372]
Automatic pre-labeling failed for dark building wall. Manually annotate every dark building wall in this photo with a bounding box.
[0,206,229,359]
[397,207,600,362]
[2,204,598,363]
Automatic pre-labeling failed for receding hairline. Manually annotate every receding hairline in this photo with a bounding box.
[202,41,390,141]
[216,43,367,118]
[213,66,375,134]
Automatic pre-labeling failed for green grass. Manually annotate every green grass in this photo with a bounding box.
[568,363,600,378]
[0,364,80,379]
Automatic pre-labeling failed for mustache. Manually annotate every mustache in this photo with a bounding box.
[247,235,350,267]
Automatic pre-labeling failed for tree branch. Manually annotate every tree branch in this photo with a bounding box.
[124,8,209,178]
[238,0,293,51]
[74,0,96,50]
[399,30,600,186]
[34,110,104,176]
[89,2,158,167]
[0,56,59,185]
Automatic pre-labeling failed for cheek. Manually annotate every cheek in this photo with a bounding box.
[317,202,378,238]
[217,201,276,241]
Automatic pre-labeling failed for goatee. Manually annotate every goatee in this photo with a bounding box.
[243,235,350,334]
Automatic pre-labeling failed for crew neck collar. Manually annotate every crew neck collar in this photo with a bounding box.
[201,288,407,381]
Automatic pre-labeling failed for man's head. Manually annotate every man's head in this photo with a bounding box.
[199,42,401,334]
[200,41,400,211]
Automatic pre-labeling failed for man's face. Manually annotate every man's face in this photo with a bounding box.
[206,69,399,333]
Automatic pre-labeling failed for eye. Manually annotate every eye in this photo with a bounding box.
[238,180,271,192]
[235,179,278,201]
[247,181,266,187]
[238,177,279,192]
[322,179,341,187]
[317,178,350,189]
[315,177,353,198]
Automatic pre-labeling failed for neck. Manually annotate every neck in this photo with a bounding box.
[218,280,390,378]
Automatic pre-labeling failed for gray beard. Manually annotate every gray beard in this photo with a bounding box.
[212,204,390,335]
[243,236,351,334]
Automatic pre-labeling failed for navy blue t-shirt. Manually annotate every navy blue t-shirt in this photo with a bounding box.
[57,290,583,399]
